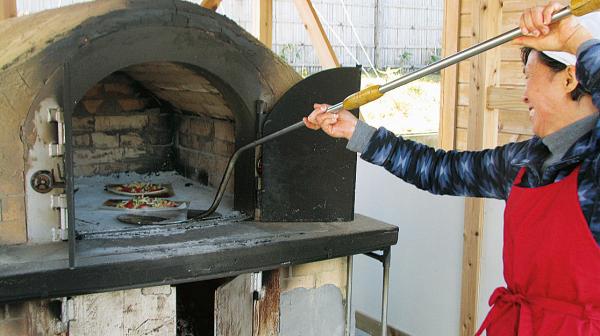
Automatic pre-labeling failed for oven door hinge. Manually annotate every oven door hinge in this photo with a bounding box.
[51,194,69,241]
[48,107,65,157]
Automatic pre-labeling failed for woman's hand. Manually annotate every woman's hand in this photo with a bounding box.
[513,2,593,54]
[303,103,358,140]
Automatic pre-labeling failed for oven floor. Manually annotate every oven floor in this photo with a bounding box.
[74,171,237,235]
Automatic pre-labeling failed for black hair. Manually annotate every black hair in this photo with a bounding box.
[520,47,587,101]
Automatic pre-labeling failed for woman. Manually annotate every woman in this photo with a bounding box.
[304,3,600,335]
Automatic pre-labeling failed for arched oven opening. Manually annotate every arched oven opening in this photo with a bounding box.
[71,62,245,239]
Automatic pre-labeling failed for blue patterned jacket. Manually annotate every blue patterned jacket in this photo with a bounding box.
[360,41,600,243]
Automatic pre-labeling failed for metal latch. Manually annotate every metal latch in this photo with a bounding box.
[48,107,65,157]
[51,194,68,241]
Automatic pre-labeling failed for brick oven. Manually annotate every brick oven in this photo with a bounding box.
[0,1,397,335]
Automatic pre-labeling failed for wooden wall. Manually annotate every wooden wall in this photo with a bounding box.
[450,0,569,151]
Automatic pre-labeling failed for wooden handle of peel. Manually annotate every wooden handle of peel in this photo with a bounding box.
[342,85,384,110]
[571,0,600,16]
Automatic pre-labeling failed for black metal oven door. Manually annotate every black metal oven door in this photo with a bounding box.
[260,67,361,222]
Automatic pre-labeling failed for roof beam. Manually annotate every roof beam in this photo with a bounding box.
[293,0,339,69]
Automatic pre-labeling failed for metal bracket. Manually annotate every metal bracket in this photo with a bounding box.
[49,144,64,157]
[52,297,74,334]
[51,194,67,209]
[51,194,69,241]
[251,271,264,301]
[48,107,65,157]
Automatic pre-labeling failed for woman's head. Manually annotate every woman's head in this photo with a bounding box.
[520,47,589,137]
[521,47,587,100]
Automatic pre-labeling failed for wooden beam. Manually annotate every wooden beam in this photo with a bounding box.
[253,0,273,48]
[293,0,340,69]
[355,311,410,336]
[200,0,222,11]
[439,0,461,150]
[460,0,502,335]
[1,0,17,20]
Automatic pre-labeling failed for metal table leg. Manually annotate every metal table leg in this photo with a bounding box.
[345,255,354,336]
[364,247,391,336]
[381,247,391,336]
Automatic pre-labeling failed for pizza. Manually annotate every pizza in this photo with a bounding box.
[111,197,182,210]
[106,182,167,196]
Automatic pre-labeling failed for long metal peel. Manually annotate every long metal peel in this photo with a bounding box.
[187,2,596,222]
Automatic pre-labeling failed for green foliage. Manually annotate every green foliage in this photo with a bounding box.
[299,67,309,78]
[408,86,423,96]
[429,49,441,64]
[279,43,302,64]
[398,51,413,68]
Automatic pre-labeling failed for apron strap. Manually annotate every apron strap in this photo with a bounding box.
[476,287,533,336]
[513,167,527,186]
[476,286,600,336]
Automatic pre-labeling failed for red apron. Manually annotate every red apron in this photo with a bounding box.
[475,166,600,335]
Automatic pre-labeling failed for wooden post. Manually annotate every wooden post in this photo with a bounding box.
[293,0,340,69]
[438,0,460,150]
[459,0,502,335]
[200,0,222,10]
[253,0,273,48]
[1,0,17,20]
[373,0,384,69]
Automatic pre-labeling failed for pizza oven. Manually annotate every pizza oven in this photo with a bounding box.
[0,0,397,316]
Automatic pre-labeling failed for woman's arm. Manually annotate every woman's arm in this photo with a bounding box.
[304,108,527,200]
[359,125,526,199]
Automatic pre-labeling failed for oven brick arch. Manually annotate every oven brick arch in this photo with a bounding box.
[0,0,301,244]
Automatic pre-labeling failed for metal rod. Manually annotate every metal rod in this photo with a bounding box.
[381,247,391,336]
[345,255,354,336]
[379,7,572,95]
[64,60,77,269]
[188,6,573,221]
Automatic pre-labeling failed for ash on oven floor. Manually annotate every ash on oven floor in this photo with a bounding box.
[74,171,238,237]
